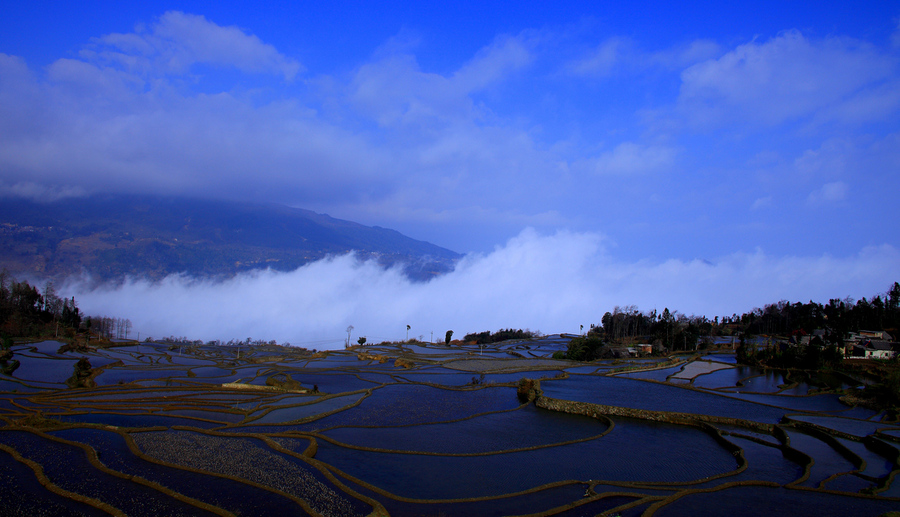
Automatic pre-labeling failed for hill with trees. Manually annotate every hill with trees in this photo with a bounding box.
[0,194,461,282]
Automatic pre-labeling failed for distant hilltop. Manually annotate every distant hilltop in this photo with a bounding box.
[0,194,461,282]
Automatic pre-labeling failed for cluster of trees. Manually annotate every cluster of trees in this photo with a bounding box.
[588,306,706,352]
[555,281,900,364]
[82,316,133,340]
[463,328,538,345]
[731,283,900,343]
[0,274,82,338]
[0,273,146,343]
[736,334,844,370]
[557,335,606,361]
[583,282,900,353]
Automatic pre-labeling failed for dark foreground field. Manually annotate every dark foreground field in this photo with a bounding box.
[1,337,898,516]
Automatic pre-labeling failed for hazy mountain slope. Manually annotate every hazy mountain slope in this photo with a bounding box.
[0,195,460,281]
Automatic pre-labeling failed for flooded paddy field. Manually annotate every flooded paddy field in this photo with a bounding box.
[1,337,898,516]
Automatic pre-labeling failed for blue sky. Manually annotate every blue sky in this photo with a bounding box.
[3,2,900,343]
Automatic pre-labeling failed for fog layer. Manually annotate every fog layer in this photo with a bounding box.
[70,230,900,348]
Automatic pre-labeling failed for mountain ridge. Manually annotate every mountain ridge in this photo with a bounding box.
[0,194,461,282]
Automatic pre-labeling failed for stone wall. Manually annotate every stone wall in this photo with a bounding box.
[534,393,774,433]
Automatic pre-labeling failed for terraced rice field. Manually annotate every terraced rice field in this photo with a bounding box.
[1,337,898,516]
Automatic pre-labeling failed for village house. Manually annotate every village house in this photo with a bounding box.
[849,340,898,360]
[848,330,894,342]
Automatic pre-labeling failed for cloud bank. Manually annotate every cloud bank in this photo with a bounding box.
[69,230,900,349]
[2,13,898,256]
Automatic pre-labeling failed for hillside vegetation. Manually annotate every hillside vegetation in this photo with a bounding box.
[0,194,460,282]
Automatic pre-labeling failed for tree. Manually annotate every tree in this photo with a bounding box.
[889,282,900,311]
[357,336,366,346]
[736,334,751,363]
[60,297,81,329]
[662,308,671,348]
[445,330,453,345]
[406,324,411,341]
[346,325,354,348]
[42,281,63,318]
[564,335,606,361]
[10,281,41,316]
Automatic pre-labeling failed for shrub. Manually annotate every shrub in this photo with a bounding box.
[517,378,536,403]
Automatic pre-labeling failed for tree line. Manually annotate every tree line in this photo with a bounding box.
[732,283,900,344]
[589,305,707,352]
[0,273,82,338]
[561,281,900,360]
[595,282,899,346]
[0,272,135,342]
[82,316,134,340]
[463,329,539,345]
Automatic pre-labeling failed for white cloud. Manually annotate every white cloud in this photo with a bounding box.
[0,22,563,252]
[349,32,533,128]
[0,53,33,89]
[89,11,302,80]
[452,34,533,91]
[790,134,900,202]
[46,58,146,100]
[568,37,721,77]
[584,142,676,175]
[568,38,625,76]
[793,138,852,177]
[68,229,900,348]
[0,78,390,201]
[1,13,898,260]
[819,78,900,125]
[651,39,722,69]
[0,181,87,202]
[0,53,45,133]
[678,30,897,127]
[807,181,848,204]
[751,196,772,210]
[349,54,460,126]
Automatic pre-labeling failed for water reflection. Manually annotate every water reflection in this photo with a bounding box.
[1,338,897,516]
